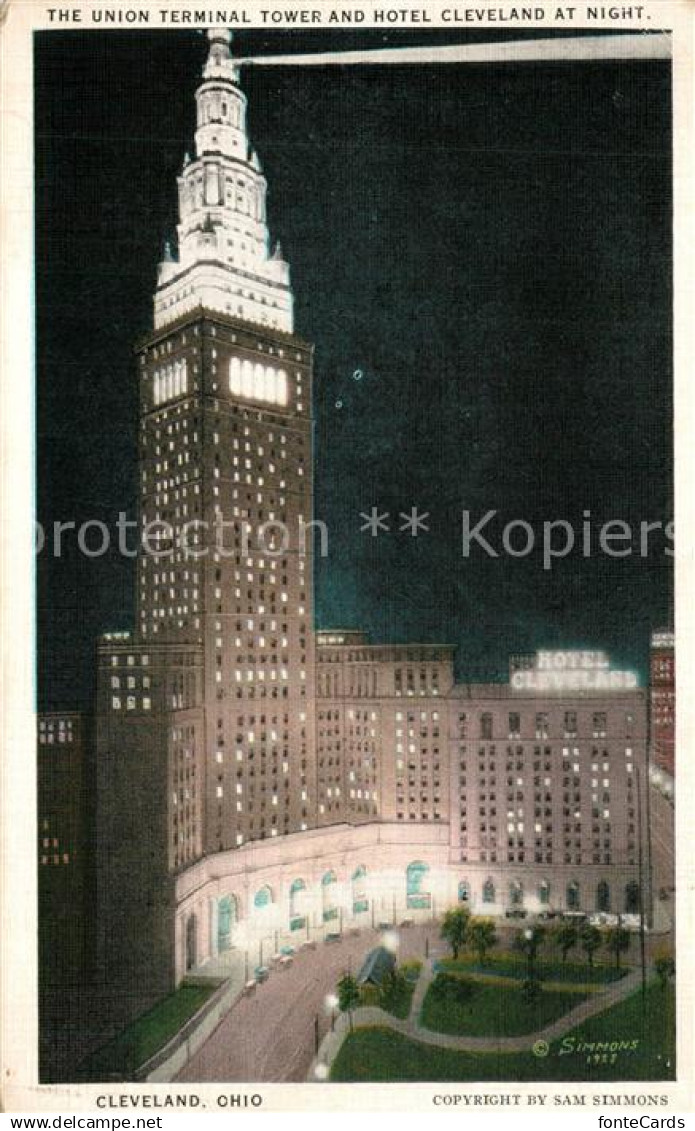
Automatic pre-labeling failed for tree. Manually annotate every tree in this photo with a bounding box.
[513,926,546,965]
[520,976,541,1005]
[580,923,602,967]
[654,953,675,989]
[605,925,631,970]
[440,906,470,960]
[550,922,578,964]
[337,973,360,1032]
[468,918,498,966]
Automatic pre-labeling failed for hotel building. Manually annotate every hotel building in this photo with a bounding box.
[86,31,651,999]
[650,629,675,780]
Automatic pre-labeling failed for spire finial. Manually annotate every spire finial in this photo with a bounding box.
[207,27,232,63]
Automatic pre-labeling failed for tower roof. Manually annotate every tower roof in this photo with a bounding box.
[153,25,293,334]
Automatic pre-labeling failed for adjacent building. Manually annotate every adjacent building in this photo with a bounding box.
[37,712,88,983]
[650,629,675,781]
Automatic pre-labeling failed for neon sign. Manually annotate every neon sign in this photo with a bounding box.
[511,651,638,692]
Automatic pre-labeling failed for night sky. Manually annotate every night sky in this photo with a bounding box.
[35,29,673,710]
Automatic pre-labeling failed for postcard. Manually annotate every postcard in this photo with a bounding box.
[0,0,692,1115]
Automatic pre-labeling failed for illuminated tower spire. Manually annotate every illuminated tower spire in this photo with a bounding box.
[154,28,293,332]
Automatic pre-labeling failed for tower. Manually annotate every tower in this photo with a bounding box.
[94,30,316,995]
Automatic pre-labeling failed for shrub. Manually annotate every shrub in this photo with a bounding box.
[430,973,476,1006]
[520,977,541,1005]
[654,953,675,988]
[360,985,381,1007]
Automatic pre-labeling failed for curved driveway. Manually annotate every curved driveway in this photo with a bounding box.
[176,925,432,1082]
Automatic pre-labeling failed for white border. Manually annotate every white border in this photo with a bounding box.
[1,0,693,1113]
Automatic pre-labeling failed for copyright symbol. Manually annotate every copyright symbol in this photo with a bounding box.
[533,1040,550,1058]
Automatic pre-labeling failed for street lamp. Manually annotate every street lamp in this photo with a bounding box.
[325,992,339,1031]
[381,929,399,955]
[524,927,534,980]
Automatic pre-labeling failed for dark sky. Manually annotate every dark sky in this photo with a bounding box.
[35,29,673,710]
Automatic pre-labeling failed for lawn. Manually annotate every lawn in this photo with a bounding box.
[421,974,587,1037]
[437,954,626,985]
[80,981,218,1079]
[330,982,675,1082]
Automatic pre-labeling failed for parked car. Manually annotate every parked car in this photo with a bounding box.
[589,912,620,927]
[621,914,641,931]
[504,907,528,919]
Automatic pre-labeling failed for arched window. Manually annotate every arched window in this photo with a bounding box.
[352,865,368,914]
[538,881,551,906]
[458,880,470,903]
[254,885,273,910]
[567,881,581,911]
[509,880,523,907]
[482,879,496,904]
[322,870,338,922]
[217,895,237,952]
[597,880,610,913]
[289,878,306,931]
[625,881,640,914]
[406,861,431,910]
